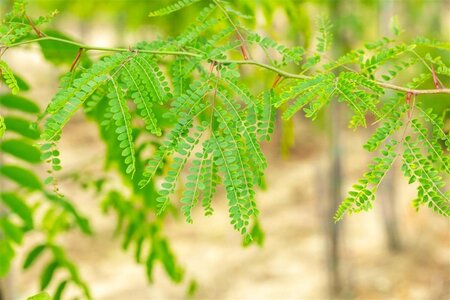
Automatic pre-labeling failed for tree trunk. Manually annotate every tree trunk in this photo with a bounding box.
[327,99,343,297]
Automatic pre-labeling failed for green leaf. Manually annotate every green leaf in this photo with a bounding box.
[1,192,33,229]
[0,217,24,244]
[0,115,5,139]
[1,139,41,163]
[243,220,265,247]
[23,244,47,269]
[14,74,30,91]
[121,64,162,136]
[40,261,59,290]
[158,239,184,282]
[257,90,276,142]
[0,240,14,276]
[0,164,43,190]
[0,61,19,94]
[0,94,40,114]
[27,292,52,300]
[3,116,40,139]
[107,77,136,176]
[54,280,68,300]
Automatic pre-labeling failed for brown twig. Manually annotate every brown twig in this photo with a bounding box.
[431,64,443,89]
[405,92,414,118]
[70,48,84,72]
[25,14,44,38]
[237,34,249,60]
[272,74,283,88]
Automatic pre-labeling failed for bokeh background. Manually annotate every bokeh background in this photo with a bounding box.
[1,0,449,299]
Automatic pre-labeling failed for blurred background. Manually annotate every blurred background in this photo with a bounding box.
[1,0,449,299]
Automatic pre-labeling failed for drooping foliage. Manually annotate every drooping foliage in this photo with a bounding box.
[2,0,447,234]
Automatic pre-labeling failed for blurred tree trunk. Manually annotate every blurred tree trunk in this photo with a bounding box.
[327,99,343,297]
[378,0,402,252]
[326,1,346,296]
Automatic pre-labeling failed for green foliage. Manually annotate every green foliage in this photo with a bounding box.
[363,105,406,152]
[380,57,418,81]
[101,190,184,283]
[148,0,203,17]
[413,37,450,51]
[362,43,414,77]
[27,292,51,300]
[410,118,450,174]
[276,73,335,120]
[3,115,39,139]
[316,17,333,53]
[42,53,131,141]
[181,139,214,222]
[402,137,449,217]
[159,122,207,215]
[323,49,364,71]
[247,32,305,66]
[30,244,91,299]
[0,164,43,190]
[0,67,91,298]
[0,94,40,113]
[121,59,161,136]
[107,77,137,175]
[257,90,276,142]
[0,114,5,138]
[335,140,398,220]
[0,0,57,46]
[29,0,450,234]
[336,72,384,128]
[22,243,92,299]
[1,193,33,229]
[0,61,20,94]
[418,107,450,150]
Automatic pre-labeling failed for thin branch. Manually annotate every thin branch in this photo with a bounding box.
[6,36,202,57]
[5,36,450,96]
[24,14,44,37]
[376,82,450,95]
[70,48,83,72]
[217,59,310,79]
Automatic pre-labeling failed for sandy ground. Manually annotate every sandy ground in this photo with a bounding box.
[3,40,450,300]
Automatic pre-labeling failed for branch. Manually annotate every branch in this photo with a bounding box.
[4,36,450,96]
[218,59,310,79]
[376,82,450,95]
[5,36,202,57]
[216,60,450,95]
